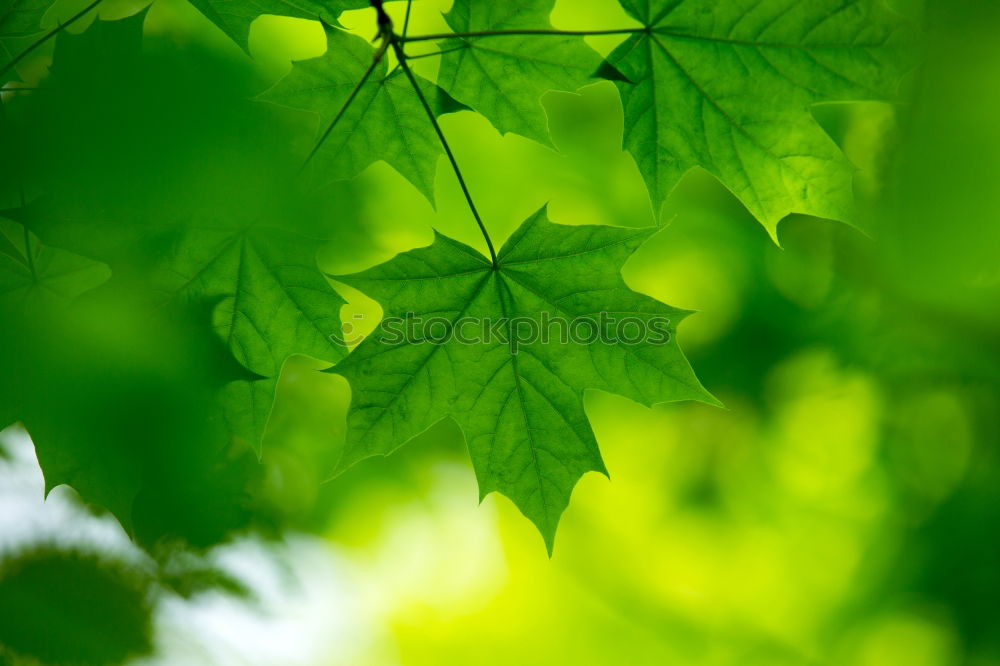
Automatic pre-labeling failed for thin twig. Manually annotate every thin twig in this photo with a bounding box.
[0,0,105,83]
[401,0,413,41]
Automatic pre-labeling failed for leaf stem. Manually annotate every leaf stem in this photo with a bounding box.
[401,0,413,41]
[0,0,105,85]
[401,27,644,44]
[389,33,498,266]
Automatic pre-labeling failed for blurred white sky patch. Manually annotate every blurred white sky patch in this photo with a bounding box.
[0,426,511,666]
[140,537,381,666]
[0,425,137,559]
[0,425,382,666]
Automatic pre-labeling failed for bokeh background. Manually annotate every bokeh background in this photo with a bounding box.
[1,0,998,664]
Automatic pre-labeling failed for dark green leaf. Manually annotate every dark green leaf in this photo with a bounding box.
[604,0,912,235]
[0,0,53,84]
[0,548,153,665]
[436,0,603,145]
[261,26,458,202]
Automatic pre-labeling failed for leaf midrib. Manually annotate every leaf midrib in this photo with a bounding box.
[652,26,893,52]
[344,268,493,451]
[169,228,342,367]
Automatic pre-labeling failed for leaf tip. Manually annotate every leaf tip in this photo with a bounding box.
[700,390,725,409]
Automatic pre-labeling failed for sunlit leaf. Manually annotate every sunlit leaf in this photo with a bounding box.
[603,0,912,235]
[331,208,717,551]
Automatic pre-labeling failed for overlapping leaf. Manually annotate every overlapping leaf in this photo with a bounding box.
[0,217,110,309]
[261,25,463,201]
[0,0,916,554]
[0,212,279,525]
[155,221,348,450]
[11,13,349,451]
[18,201,349,451]
[435,0,602,144]
[331,208,717,551]
[604,0,912,235]
[0,12,334,540]
[0,217,110,429]
[421,0,910,233]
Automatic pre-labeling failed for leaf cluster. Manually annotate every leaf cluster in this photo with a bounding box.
[0,0,913,550]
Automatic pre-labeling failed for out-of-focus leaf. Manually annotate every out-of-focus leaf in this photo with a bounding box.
[10,13,349,452]
[0,547,153,665]
[0,217,109,430]
[0,217,110,307]
[0,0,54,84]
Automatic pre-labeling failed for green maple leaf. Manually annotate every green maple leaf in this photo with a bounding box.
[0,217,109,428]
[187,0,368,53]
[260,25,462,202]
[0,14,277,536]
[0,217,110,308]
[0,221,273,537]
[18,200,349,452]
[331,207,717,552]
[7,11,349,452]
[604,0,912,237]
[0,0,54,84]
[152,221,348,451]
[154,223,344,382]
[434,0,602,144]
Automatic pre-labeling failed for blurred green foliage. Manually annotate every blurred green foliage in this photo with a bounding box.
[0,0,997,665]
[0,548,153,665]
